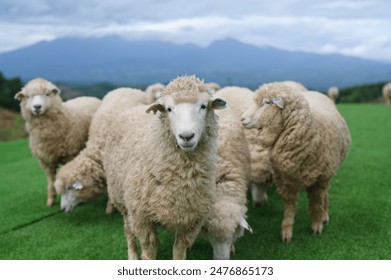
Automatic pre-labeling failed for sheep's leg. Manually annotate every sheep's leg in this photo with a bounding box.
[251,182,269,207]
[105,200,116,214]
[135,222,158,260]
[124,218,138,260]
[40,162,57,207]
[306,179,330,235]
[173,223,203,260]
[279,189,298,243]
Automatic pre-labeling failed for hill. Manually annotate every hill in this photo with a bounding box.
[0,36,390,90]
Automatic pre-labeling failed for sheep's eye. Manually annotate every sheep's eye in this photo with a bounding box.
[167,107,172,113]
[46,93,51,97]
[263,99,271,105]
[200,104,207,110]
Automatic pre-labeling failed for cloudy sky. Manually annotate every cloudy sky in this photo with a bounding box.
[1,0,390,62]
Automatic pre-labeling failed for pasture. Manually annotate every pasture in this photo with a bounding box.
[0,104,389,260]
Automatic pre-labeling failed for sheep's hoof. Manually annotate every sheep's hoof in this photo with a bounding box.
[312,223,323,235]
[253,202,263,208]
[46,198,55,207]
[281,230,292,243]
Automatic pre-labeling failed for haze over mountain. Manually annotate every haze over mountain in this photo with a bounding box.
[0,36,390,90]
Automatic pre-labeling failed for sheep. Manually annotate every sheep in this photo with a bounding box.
[216,81,307,207]
[103,75,227,260]
[214,86,272,207]
[14,78,101,206]
[201,102,252,260]
[241,82,351,243]
[206,82,221,93]
[382,82,391,105]
[54,87,147,213]
[144,82,165,104]
[327,86,339,103]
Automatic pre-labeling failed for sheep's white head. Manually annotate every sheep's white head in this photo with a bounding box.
[14,78,61,116]
[146,75,226,152]
[54,178,83,212]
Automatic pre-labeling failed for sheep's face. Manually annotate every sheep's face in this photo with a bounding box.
[15,79,61,117]
[242,94,286,147]
[146,93,226,152]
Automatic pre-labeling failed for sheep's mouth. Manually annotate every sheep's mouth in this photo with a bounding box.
[179,143,197,152]
[32,109,43,115]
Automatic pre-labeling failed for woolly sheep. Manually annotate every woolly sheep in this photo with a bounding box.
[144,82,165,104]
[103,75,227,260]
[15,78,101,206]
[214,86,272,206]
[382,82,391,105]
[201,103,252,260]
[242,82,351,243]
[327,86,339,103]
[54,87,147,212]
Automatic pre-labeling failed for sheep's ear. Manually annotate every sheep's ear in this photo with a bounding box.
[14,91,25,101]
[272,98,285,109]
[146,103,165,114]
[51,88,60,95]
[210,98,227,110]
[72,181,84,190]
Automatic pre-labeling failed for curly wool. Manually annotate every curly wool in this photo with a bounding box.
[104,75,220,259]
[55,88,147,210]
[17,78,101,206]
[251,82,351,242]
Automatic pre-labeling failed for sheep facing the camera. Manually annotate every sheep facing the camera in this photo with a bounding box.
[15,78,101,206]
[54,87,147,213]
[103,75,227,260]
[242,82,351,243]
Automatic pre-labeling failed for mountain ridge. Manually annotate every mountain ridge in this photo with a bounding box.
[0,36,390,90]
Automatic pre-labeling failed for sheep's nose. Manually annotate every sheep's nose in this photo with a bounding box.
[179,132,195,142]
[34,104,42,110]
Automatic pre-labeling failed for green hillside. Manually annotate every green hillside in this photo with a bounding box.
[0,104,390,260]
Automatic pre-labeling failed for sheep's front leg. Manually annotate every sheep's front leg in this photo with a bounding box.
[124,218,138,260]
[40,162,57,207]
[307,179,330,235]
[173,223,203,260]
[135,222,158,260]
[279,189,299,243]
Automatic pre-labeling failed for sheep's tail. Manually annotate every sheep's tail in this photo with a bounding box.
[239,216,253,234]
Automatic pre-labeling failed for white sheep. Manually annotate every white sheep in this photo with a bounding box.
[242,82,351,243]
[327,86,339,103]
[382,82,391,105]
[103,75,227,260]
[214,86,273,207]
[54,87,147,213]
[201,102,252,260]
[144,82,165,104]
[15,78,101,206]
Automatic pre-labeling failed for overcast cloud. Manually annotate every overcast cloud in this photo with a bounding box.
[0,0,390,62]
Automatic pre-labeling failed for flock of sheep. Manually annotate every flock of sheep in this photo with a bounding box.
[16,74,372,260]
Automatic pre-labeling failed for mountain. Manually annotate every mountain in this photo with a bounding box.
[0,36,390,90]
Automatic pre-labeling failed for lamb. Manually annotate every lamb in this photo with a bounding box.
[54,87,147,213]
[14,78,101,206]
[103,75,227,260]
[201,102,252,260]
[241,82,351,243]
[144,82,165,104]
[382,82,391,105]
[327,86,339,103]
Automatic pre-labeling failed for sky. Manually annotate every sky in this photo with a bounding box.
[0,0,390,62]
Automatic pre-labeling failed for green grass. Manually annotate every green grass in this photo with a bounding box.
[0,104,390,260]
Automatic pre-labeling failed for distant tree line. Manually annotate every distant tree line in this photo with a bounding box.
[0,72,23,112]
[338,82,385,103]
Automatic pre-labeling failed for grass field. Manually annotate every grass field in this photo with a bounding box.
[0,104,390,260]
